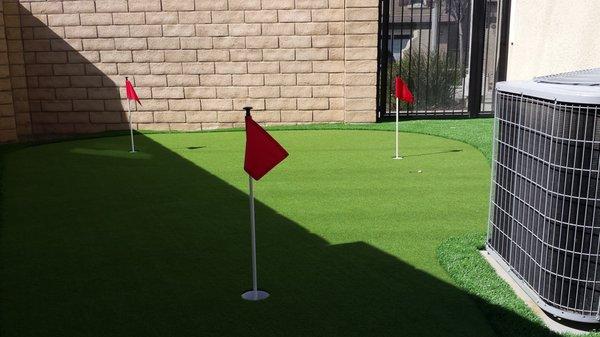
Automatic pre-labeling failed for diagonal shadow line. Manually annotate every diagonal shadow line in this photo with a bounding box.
[12,4,129,139]
[0,133,559,337]
[401,149,463,158]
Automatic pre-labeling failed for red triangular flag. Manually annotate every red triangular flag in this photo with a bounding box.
[395,76,414,104]
[244,115,289,181]
[125,79,141,105]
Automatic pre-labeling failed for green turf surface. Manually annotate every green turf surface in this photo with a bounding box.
[438,234,561,337]
[191,118,495,162]
[394,118,494,163]
[1,126,509,336]
[5,118,561,337]
[438,235,600,337]
[422,118,600,336]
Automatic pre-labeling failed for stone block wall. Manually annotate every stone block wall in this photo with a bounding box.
[0,0,18,142]
[0,0,379,141]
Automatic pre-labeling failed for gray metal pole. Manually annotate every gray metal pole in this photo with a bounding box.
[249,175,257,294]
[467,0,486,117]
[241,175,269,300]
[128,99,135,153]
[394,97,402,160]
[430,0,439,53]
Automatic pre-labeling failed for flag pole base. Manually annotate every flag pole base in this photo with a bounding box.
[393,156,404,160]
[241,290,269,301]
[129,150,137,153]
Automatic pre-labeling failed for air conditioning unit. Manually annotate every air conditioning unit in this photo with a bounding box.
[487,68,600,323]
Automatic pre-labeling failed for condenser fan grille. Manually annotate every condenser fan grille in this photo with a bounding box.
[488,84,600,323]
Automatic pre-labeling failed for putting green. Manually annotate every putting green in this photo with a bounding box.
[1,130,495,337]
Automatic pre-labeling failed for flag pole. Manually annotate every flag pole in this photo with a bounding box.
[242,107,269,301]
[126,77,136,153]
[394,97,402,160]
[249,175,258,292]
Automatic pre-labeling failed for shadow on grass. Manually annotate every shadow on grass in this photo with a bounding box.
[0,134,558,337]
[439,234,600,336]
[401,149,463,158]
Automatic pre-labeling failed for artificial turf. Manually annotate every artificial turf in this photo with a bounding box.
[195,117,496,163]
[438,234,559,337]
[1,125,502,336]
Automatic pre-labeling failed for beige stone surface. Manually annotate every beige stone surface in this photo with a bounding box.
[0,0,378,140]
[507,0,600,80]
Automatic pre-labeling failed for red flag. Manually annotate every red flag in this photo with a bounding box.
[395,76,414,104]
[244,115,289,181]
[125,78,141,105]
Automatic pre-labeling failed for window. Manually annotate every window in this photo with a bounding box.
[389,35,411,61]
[410,0,427,8]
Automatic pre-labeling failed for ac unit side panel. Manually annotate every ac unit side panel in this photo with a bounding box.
[488,89,600,323]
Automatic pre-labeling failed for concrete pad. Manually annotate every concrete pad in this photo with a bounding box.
[481,250,594,335]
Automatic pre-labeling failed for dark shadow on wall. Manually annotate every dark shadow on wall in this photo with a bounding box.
[0,133,560,337]
[10,4,129,139]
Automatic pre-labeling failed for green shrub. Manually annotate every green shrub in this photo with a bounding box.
[387,51,464,112]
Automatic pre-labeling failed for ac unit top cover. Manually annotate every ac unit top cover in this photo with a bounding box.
[496,68,600,105]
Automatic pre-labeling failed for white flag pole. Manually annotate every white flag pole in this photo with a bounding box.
[242,107,269,301]
[242,176,269,301]
[394,97,402,160]
[126,77,136,153]
[249,176,258,292]
[127,99,136,153]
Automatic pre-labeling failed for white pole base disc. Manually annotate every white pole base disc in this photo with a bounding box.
[241,290,270,301]
[393,156,404,160]
[129,150,137,153]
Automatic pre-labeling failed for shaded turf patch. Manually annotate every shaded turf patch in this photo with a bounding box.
[6,118,561,337]
[437,234,600,337]
[1,130,496,336]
